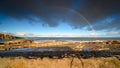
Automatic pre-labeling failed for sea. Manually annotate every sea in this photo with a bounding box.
[0,37,120,43]
[24,37,120,42]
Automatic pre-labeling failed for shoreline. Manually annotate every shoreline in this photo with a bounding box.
[0,39,120,68]
[0,39,120,59]
[0,39,120,50]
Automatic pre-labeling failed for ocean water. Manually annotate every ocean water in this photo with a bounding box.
[24,37,120,42]
[0,37,120,43]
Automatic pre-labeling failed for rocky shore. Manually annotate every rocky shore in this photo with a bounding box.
[0,39,120,57]
[0,39,120,68]
[0,39,120,51]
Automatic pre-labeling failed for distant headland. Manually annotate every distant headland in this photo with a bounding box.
[0,33,21,40]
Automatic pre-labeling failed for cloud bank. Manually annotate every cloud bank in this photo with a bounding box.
[0,0,120,30]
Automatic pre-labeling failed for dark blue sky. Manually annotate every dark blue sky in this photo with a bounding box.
[0,0,120,37]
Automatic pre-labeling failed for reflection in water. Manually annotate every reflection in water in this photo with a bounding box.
[82,47,89,51]
[7,47,73,52]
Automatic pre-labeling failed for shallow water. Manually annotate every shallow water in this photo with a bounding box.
[0,40,8,43]
[6,47,73,52]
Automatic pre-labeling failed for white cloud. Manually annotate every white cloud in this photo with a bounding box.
[6,32,35,37]
[38,33,85,37]
[1,31,119,37]
[107,31,119,35]
[13,32,26,37]
[105,31,120,37]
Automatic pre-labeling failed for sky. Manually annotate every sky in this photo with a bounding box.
[0,0,120,37]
